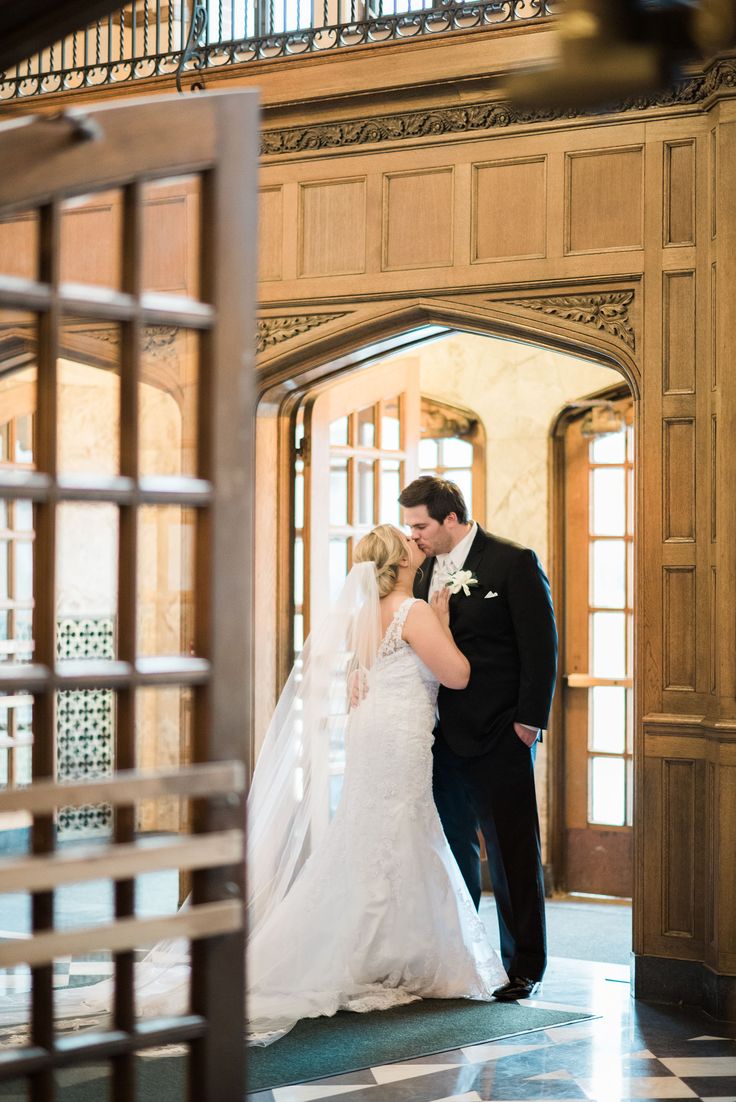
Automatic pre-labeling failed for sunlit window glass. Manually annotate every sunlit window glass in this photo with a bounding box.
[591,468,626,536]
[591,539,626,609]
[590,686,626,753]
[589,756,626,826]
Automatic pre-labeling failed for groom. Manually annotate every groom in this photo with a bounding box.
[399,476,558,1000]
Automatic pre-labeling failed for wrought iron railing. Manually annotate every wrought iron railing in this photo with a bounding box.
[0,0,559,101]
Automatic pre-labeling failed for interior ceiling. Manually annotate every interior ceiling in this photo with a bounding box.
[0,0,124,75]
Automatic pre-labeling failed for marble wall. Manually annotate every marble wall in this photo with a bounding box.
[413,332,621,568]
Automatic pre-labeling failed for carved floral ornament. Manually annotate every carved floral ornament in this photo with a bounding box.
[256,293,635,357]
[504,292,636,351]
[261,57,736,156]
[257,313,346,353]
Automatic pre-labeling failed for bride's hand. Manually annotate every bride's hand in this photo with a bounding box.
[430,587,451,627]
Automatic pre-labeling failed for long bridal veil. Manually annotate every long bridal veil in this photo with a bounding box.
[247,561,380,942]
[0,562,383,1042]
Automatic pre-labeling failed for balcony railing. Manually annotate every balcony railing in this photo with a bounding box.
[0,0,559,101]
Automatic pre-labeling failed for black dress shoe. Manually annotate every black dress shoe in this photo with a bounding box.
[492,976,541,1001]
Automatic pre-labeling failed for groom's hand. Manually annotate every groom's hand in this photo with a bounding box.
[514,721,540,747]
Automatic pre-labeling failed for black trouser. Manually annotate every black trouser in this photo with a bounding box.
[432,726,546,981]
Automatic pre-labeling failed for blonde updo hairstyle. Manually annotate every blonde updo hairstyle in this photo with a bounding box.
[353,524,407,598]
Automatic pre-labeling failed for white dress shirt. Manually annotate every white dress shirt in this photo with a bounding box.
[429,521,478,597]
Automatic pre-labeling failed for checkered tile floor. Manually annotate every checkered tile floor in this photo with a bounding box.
[246,959,736,1102]
[2,920,735,1101]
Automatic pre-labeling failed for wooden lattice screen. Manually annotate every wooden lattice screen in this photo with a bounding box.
[0,91,258,1099]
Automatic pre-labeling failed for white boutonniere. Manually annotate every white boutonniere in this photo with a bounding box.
[445,568,479,597]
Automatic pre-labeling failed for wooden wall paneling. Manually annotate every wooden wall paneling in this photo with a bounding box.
[716,751,736,969]
[662,757,700,938]
[0,211,38,280]
[565,146,645,254]
[707,755,718,957]
[259,185,283,282]
[664,140,696,247]
[60,192,122,289]
[453,160,472,270]
[714,118,736,702]
[140,187,189,294]
[710,562,718,696]
[662,417,696,543]
[662,565,697,692]
[545,149,566,260]
[277,182,298,283]
[710,125,718,241]
[710,261,718,390]
[641,727,705,958]
[365,172,384,275]
[471,156,546,262]
[662,271,696,395]
[299,176,367,278]
[382,167,454,271]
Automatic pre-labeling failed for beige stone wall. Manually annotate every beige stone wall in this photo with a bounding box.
[414,332,620,565]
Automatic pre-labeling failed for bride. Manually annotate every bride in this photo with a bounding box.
[246,524,506,1043]
[0,525,506,1044]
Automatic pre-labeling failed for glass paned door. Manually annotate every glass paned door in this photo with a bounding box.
[299,357,421,644]
[295,358,420,825]
[560,396,634,896]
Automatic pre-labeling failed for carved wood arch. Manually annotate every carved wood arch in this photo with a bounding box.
[253,290,641,745]
[256,292,642,404]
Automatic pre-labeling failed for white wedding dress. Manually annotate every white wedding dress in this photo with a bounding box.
[247,597,506,1043]
[0,576,506,1046]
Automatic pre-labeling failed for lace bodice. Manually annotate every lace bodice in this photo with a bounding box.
[377,596,418,659]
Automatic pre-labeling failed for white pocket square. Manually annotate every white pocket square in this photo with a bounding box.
[484,590,498,599]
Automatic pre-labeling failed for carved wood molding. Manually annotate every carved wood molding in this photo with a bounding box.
[261,57,736,156]
[504,291,636,350]
[257,313,347,354]
[421,396,477,439]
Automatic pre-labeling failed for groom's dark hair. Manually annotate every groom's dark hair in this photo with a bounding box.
[398,476,469,525]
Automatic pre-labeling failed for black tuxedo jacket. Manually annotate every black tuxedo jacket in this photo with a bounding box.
[414,526,558,757]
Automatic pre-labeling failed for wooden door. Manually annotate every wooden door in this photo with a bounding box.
[0,91,258,1100]
[560,396,634,898]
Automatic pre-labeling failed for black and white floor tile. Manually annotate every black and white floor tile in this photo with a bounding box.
[2,918,736,1101]
[246,959,736,1102]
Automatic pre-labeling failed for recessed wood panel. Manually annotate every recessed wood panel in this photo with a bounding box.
[711,415,717,542]
[259,186,283,282]
[707,760,716,948]
[710,127,717,239]
[663,566,696,691]
[472,158,546,261]
[664,140,695,246]
[0,212,37,279]
[663,418,696,542]
[663,758,696,936]
[663,271,696,395]
[383,168,453,270]
[719,766,736,954]
[566,147,643,254]
[61,199,122,288]
[710,566,717,695]
[711,261,717,389]
[141,196,187,293]
[299,177,366,278]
